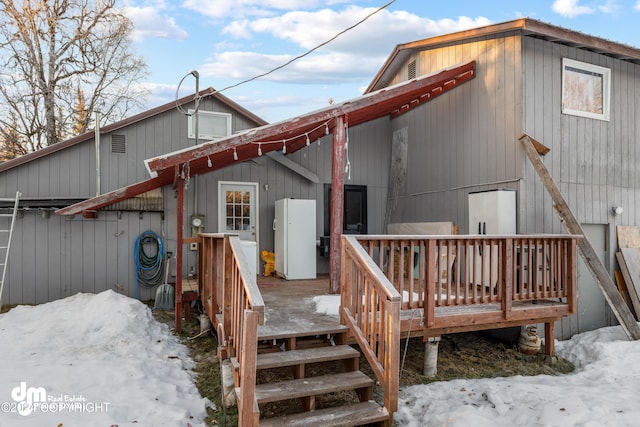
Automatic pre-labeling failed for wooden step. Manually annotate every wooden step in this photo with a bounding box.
[256,345,360,370]
[253,370,373,404]
[258,401,389,427]
[258,323,350,341]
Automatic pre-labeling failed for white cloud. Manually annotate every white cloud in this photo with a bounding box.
[551,0,595,17]
[199,51,381,85]
[221,19,252,39]
[598,0,621,14]
[634,1,640,10]
[123,6,189,41]
[181,0,327,19]
[199,7,492,87]
[225,7,491,55]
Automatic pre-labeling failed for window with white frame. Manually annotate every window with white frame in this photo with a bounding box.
[188,109,232,140]
[562,58,611,121]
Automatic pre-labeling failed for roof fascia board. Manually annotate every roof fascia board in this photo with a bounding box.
[367,17,640,92]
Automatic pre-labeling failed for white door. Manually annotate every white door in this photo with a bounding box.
[218,182,258,242]
[218,182,259,275]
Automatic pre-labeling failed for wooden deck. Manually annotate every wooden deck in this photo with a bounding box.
[255,275,568,340]
[197,233,579,426]
[256,276,346,341]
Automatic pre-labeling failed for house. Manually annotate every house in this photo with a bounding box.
[3,18,637,340]
[3,18,632,425]
[0,88,267,304]
[364,18,640,339]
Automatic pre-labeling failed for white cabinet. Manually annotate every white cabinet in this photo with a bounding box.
[468,190,516,287]
[274,199,317,280]
[468,189,516,235]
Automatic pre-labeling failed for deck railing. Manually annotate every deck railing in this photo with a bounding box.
[356,235,579,330]
[341,235,401,417]
[199,233,264,427]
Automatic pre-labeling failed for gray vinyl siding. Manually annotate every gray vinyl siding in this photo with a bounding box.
[1,96,265,305]
[388,32,523,232]
[3,211,163,305]
[521,36,640,335]
[176,116,392,275]
[522,36,640,266]
[1,111,390,305]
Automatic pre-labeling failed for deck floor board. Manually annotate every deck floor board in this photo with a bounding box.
[256,275,569,339]
[257,275,346,340]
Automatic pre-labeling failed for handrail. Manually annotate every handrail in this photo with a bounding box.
[341,235,401,417]
[357,234,580,333]
[198,233,263,426]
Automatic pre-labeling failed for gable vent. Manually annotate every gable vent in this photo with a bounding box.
[407,59,417,80]
[111,134,126,154]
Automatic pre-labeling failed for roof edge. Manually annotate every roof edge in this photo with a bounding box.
[0,88,267,174]
[366,17,640,92]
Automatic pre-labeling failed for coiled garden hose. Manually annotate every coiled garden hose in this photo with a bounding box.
[134,230,165,299]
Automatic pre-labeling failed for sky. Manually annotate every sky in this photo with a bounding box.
[1,290,639,426]
[120,0,640,123]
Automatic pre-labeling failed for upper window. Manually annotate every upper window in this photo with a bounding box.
[562,58,610,121]
[188,109,232,140]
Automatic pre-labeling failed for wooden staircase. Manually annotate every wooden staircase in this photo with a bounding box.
[234,326,390,426]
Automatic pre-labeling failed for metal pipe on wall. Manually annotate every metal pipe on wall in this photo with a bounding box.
[94,111,101,196]
[192,71,200,216]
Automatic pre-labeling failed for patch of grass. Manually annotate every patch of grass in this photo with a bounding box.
[390,332,574,387]
[1,303,23,314]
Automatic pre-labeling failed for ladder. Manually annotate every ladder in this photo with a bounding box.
[0,191,21,309]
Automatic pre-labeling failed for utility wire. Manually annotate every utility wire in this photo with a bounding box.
[214,0,397,94]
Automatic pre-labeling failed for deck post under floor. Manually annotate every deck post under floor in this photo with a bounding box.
[423,337,440,377]
[545,322,555,356]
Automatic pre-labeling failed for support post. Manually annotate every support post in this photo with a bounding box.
[330,116,345,294]
[544,322,555,356]
[175,169,185,333]
[520,134,640,340]
[423,336,440,377]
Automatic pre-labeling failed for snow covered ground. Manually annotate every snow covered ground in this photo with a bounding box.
[1,291,639,426]
[395,325,640,426]
[0,291,208,427]
[313,294,640,426]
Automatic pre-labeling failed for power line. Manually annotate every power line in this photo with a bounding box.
[214,0,397,94]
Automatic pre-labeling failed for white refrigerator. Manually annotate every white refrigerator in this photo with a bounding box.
[274,198,317,280]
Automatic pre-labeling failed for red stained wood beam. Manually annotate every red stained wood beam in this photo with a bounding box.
[175,170,185,333]
[147,62,476,178]
[330,116,345,294]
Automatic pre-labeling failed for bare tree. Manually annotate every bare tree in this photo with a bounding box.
[0,111,26,161]
[0,0,148,155]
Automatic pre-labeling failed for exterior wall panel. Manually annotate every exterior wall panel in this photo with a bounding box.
[522,36,640,235]
[388,32,524,232]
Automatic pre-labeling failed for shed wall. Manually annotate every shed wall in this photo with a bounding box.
[4,211,163,305]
